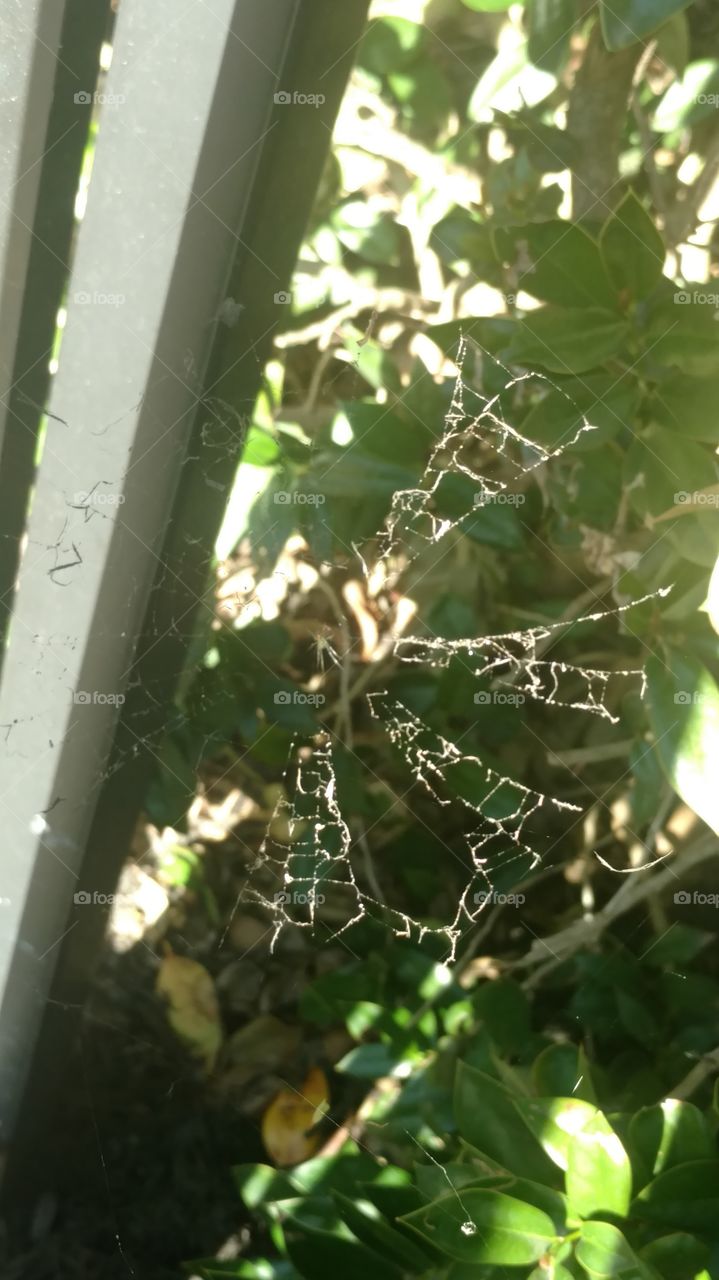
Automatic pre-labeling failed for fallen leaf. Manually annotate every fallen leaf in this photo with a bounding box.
[156,952,223,1071]
[261,1066,329,1166]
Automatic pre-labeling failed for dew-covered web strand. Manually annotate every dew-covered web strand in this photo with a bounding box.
[406,1132,478,1239]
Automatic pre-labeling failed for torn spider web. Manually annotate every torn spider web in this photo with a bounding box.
[241,337,669,953]
[377,335,595,567]
[394,590,671,725]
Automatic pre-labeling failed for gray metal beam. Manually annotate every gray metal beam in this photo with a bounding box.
[0,0,304,1140]
[0,0,112,637]
[0,2,64,402]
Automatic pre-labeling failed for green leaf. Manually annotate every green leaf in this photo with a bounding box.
[284,1228,402,1280]
[649,371,719,442]
[600,192,666,301]
[461,0,513,9]
[336,1043,409,1078]
[629,1099,713,1187]
[493,221,617,309]
[233,1164,297,1209]
[331,1194,432,1272]
[652,59,719,132]
[516,1097,605,1171]
[454,1062,558,1184]
[531,1044,596,1102]
[565,1111,633,1219]
[358,18,424,76]
[645,652,719,835]
[600,0,692,52]
[632,1159,719,1231]
[399,1189,556,1265]
[622,425,715,519]
[521,372,640,451]
[504,308,629,374]
[339,401,428,466]
[576,1220,655,1278]
[468,41,557,121]
[461,499,525,551]
[474,979,531,1055]
[527,0,575,72]
[655,11,690,77]
[644,296,719,377]
[639,1232,709,1280]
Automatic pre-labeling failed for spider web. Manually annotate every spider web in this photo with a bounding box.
[377,335,594,568]
[241,338,669,955]
[394,590,670,724]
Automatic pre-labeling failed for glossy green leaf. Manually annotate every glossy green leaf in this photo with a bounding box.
[650,371,719,442]
[505,308,629,374]
[528,1267,575,1280]
[646,652,719,836]
[527,0,575,72]
[655,11,690,76]
[454,1062,558,1184]
[632,1159,719,1230]
[644,297,719,377]
[622,425,714,519]
[335,1043,409,1078]
[521,372,640,451]
[400,1188,556,1264]
[461,0,513,10]
[531,1044,596,1102]
[576,1220,655,1278]
[332,1193,432,1272]
[474,979,531,1055]
[600,192,666,301]
[516,1097,605,1171]
[358,17,424,76]
[653,59,719,132]
[639,1232,709,1280]
[600,0,692,52]
[629,1099,713,1186]
[493,221,616,309]
[565,1111,633,1219]
[469,42,557,120]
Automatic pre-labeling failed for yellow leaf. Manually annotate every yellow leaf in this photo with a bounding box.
[156,952,223,1071]
[261,1067,329,1167]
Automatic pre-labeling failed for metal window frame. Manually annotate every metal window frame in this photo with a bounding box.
[0,0,369,1165]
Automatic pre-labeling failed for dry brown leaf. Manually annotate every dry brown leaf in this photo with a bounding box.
[156,951,223,1071]
[261,1066,329,1167]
